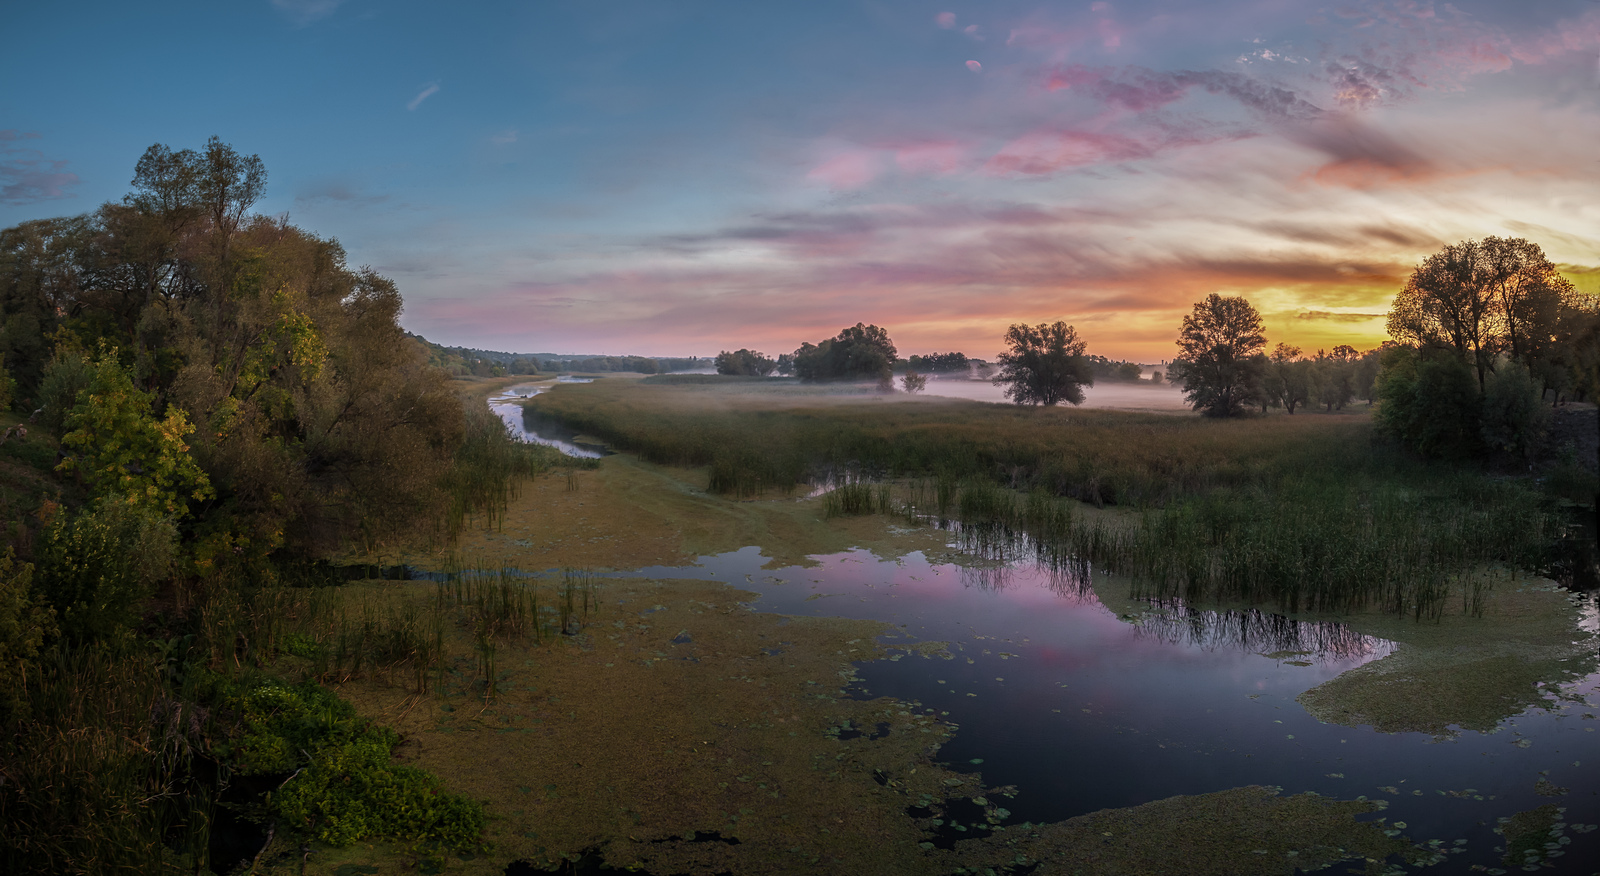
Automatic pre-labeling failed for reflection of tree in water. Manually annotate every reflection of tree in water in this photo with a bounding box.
[1132,604,1389,664]
[941,517,1385,661]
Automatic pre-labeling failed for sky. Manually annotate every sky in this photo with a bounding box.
[3,1,1599,361]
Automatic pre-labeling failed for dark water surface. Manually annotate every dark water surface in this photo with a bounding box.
[605,545,1600,874]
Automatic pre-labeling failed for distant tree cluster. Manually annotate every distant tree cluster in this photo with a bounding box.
[715,348,777,376]
[541,355,662,374]
[1085,356,1146,383]
[904,352,971,374]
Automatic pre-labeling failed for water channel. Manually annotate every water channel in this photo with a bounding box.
[493,383,1600,873]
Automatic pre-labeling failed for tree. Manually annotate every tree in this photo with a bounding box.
[792,323,897,381]
[56,345,212,517]
[992,322,1093,406]
[714,348,776,377]
[1171,294,1267,417]
[1263,343,1312,414]
[1387,237,1574,392]
[902,369,927,394]
[906,352,969,374]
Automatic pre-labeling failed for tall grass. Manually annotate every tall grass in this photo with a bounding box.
[444,401,566,537]
[913,473,1549,620]
[1,644,214,873]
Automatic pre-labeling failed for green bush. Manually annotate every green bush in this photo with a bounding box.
[1376,346,1482,458]
[222,678,485,853]
[34,499,175,643]
[1480,359,1551,461]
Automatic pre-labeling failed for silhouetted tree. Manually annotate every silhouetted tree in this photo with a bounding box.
[992,322,1093,406]
[1171,294,1266,417]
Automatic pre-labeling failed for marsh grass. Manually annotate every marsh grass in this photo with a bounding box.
[531,380,1554,619]
[444,400,568,537]
[528,379,1382,504]
[0,644,214,873]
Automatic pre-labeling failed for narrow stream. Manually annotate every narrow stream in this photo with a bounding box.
[489,381,606,459]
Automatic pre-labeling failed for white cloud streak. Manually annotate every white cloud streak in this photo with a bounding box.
[407,83,440,111]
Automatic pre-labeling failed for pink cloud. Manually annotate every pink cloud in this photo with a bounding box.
[893,141,968,175]
[806,150,883,190]
[966,60,983,73]
[936,11,956,29]
[983,130,1150,176]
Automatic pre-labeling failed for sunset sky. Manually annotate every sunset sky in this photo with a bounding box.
[4,1,1598,361]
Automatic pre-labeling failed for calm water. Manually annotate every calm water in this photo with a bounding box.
[489,382,605,458]
[605,545,1600,874]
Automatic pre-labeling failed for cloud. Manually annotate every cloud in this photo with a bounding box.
[1295,311,1385,322]
[407,83,440,111]
[490,129,518,146]
[983,130,1150,176]
[0,130,79,205]
[936,12,956,29]
[270,0,344,27]
[892,140,967,175]
[806,150,882,190]
[293,179,389,208]
[966,60,983,73]
[1287,115,1436,189]
[1045,64,1322,121]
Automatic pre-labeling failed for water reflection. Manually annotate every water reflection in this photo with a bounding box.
[1131,603,1393,664]
[601,543,1600,874]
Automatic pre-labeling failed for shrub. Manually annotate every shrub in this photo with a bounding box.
[1376,346,1482,458]
[34,500,175,643]
[1480,359,1550,461]
[222,677,486,854]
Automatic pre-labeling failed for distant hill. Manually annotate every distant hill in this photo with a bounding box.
[405,333,708,377]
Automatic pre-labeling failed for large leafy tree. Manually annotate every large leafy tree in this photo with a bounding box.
[792,323,898,381]
[1172,294,1267,417]
[992,322,1093,406]
[1387,236,1575,391]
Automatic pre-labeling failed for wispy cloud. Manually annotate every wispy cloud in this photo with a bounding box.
[293,178,389,208]
[489,129,518,146]
[407,82,440,111]
[269,0,344,27]
[0,130,79,205]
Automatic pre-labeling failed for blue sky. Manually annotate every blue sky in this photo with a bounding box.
[5,1,1599,359]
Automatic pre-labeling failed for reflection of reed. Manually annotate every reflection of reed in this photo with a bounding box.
[1131,603,1387,664]
[947,520,1101,602]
